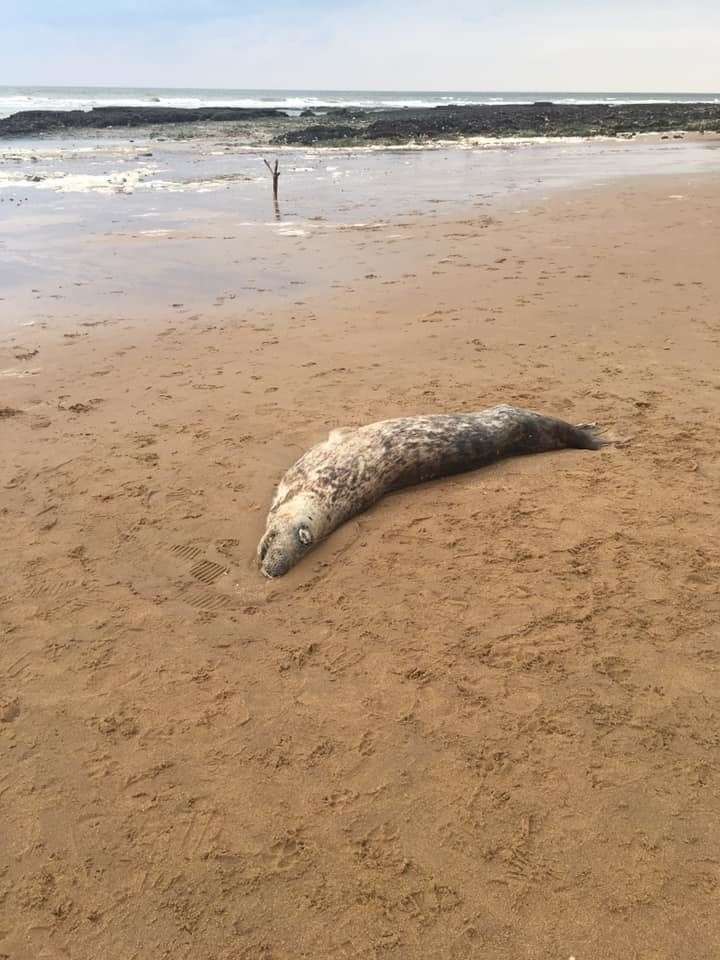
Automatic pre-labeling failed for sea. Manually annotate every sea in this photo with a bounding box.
[2,85,720,120]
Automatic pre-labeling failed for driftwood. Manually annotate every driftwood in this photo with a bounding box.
[263,158,280,200]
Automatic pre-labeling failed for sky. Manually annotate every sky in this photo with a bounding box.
[2,0,719,92]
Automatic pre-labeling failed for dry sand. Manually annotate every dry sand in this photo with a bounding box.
[1,174,720,959]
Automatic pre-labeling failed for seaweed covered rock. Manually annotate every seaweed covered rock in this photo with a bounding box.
[0,106,286,137]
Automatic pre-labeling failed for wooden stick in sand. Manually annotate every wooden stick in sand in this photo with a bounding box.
[263,158,280,201]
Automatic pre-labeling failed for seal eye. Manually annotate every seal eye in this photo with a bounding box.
[297,525,313,546]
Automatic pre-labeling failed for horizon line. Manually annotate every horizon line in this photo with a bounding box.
[2,83,720,96]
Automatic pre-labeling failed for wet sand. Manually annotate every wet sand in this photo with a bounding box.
[2,132,719,318]
[2,172,720,959]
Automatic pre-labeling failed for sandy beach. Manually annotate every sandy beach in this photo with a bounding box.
[2,148,720,959]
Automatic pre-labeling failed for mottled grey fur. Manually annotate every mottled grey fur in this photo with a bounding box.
[258,404,604,578]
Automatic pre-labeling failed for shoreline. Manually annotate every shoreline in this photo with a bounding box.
[3,100,720,144]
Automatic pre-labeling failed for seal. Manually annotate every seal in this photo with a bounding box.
[257,404,605,578]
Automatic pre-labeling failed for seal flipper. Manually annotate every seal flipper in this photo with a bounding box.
[570,422,608,450]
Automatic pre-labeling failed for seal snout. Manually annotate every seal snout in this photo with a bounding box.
[261,555,291,579]
[260,541,294,579]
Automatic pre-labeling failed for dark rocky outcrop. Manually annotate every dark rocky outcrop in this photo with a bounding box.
[275,102,720,145]
[3,101,719,144]
[0,106,286,137]
[275,123,358,145]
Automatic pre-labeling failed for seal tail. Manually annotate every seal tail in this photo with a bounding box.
[508,408,608,453]
[567,422,608,450]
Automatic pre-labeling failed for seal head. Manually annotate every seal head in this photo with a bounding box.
[257,497,318,578]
